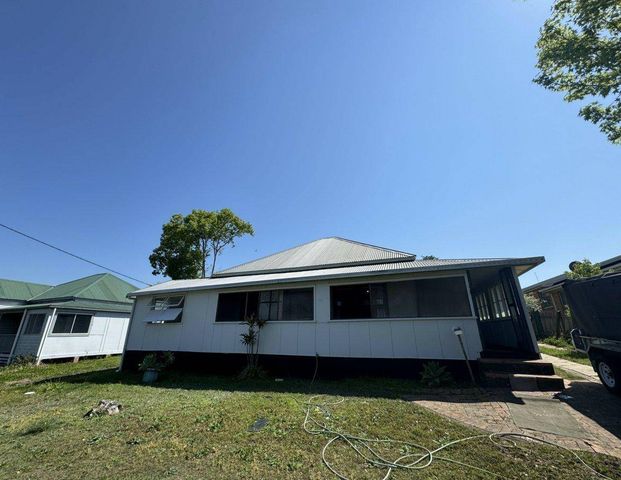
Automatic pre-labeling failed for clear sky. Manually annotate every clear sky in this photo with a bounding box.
[1,0,619,289]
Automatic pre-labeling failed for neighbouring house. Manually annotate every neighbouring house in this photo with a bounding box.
[122,237,544,376]
[0,273,136,366]
[523,254,621,338]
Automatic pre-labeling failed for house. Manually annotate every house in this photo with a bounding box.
[0,273,136,366]
[122,237,544,376]
[523,254,621,338]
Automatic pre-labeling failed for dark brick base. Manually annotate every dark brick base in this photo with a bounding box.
[122,350,479,380]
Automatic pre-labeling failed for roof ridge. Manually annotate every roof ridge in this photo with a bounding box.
[72,272,110,299]
[330,237,415,257]
[214,237,328,276]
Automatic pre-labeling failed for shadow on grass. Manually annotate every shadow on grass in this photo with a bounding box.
[26,366,482,401]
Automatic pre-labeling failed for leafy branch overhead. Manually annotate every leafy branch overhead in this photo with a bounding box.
[534,0,621,144]
[149,209,254,280]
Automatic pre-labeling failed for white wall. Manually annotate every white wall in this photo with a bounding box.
[126,272,483,361]
[39,311,130,360]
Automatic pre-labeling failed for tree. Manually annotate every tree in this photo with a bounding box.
[149,209,254,280]
[207,208,255,276]
[534,0,621,144]
[565,258,602,279]
[524,293,543,313]
[421,255,438,260]
[149,214,203,280]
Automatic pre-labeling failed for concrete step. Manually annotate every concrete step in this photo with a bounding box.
[479,357,555,376]
[483,372,565,391]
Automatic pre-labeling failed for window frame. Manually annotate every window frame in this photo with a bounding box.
[22,312,47,336]
[329,274,474,321]
[49,311,94,336]
[215,286,315,323]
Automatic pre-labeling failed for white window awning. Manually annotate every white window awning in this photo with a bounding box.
[143,308,183,324]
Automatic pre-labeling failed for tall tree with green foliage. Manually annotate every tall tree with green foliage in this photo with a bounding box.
[534,0,621,144]
[149,209,254,279]
[565,258,602,279]
[207,208,254,275]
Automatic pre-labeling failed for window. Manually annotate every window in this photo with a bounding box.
[216,288,314,322]
[330,277,472,320]
[52,313,92,334]
[145,295,185,323]
[23,313,46,335]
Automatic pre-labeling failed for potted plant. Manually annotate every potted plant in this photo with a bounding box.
[138,352,174,383]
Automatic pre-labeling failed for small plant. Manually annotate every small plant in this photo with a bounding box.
[420,361,453,387]
[138,352,175,372]
[239,314,267,379]
[541,336,572,348]
[9,355,37,367]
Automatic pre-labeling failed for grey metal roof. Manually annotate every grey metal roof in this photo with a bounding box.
[214,237,416,277]
[130,256,545,298]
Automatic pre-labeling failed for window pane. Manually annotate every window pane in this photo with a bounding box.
[52,313,74,333]
[152,297,168,311]
[331,284,372,319]
[281,288,313,320]
[417,277,471,317]
[166,296,184,308]
[245,292,260,320]
[215,292,246,322]
[72,315,92,333]
[24,314,45,335]
[385,281,418,317]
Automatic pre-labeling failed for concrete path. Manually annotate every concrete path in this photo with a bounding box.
[406,385,621,458]
[539,351,600,383]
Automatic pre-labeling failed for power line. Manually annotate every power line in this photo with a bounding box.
[0,222,151,286]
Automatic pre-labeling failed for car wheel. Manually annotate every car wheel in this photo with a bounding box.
[595,357,621,395]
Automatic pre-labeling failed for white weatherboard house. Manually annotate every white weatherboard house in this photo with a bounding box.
[122,238,544,375]
[0,273,136,366]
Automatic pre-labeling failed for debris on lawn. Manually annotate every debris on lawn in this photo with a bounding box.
[24,391,35,395]
[275,378,284,382]
[248,417,268,432]
[84,400,122,418]
[6,378,33,387]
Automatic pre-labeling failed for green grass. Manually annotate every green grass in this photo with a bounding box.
[553,366,585,381]
[539,345,592,366]
[1,358,620,479]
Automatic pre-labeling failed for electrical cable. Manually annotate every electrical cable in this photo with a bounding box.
[0,222,151,286]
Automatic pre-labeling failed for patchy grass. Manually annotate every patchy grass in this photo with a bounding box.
[553,366,586,381]
[1,358,620,479]
[539,344,592,366]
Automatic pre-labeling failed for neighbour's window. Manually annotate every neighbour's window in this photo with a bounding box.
[52,313,92,334]
[145,295,185,323]
[216,288,314,322]
[23,313,46,335]
[330,277,472,320]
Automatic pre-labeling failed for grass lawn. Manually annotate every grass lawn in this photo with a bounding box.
[539,344,592,366]
[1,357,620,480]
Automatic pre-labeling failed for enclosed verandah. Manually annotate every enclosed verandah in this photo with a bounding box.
[468,266,539,359]
[0,309,25,364]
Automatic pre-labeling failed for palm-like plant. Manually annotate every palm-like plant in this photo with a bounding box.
[239,314,267,378]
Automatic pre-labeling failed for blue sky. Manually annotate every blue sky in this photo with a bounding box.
[0,0,619,289]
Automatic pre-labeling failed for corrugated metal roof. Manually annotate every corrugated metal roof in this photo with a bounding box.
[0,278,52,301]
[0,299,133,313]
[214,237,416,277]
[28,273,136,304]
[131,256,545,297]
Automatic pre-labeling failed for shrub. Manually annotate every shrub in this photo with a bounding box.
[420,361,453,387]
[10,355,37,367]
[138,352,175,372]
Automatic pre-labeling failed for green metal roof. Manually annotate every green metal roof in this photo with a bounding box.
[28,273,137,304]
[25,299,134,313]
[0,278,52,301]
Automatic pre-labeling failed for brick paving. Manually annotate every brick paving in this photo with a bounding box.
[406,385,621,458]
